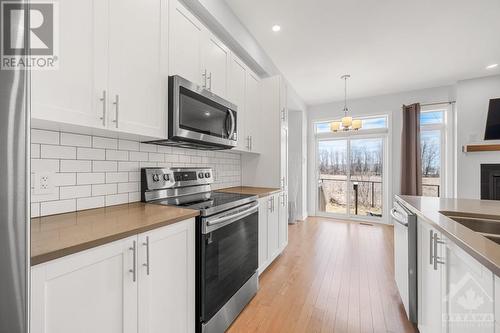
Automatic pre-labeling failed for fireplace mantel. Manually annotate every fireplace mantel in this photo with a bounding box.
[462,144,500,152]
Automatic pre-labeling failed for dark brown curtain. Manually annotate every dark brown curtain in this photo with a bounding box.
[401,103,422,196]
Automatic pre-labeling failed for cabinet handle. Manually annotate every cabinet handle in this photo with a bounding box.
[250,136,253,150]
[202,69,207,88]
[112,94,119,128]
[208,72,212,91]
[99,90,107,126]
[129,240,137,282]
[142,236,150,276]
[429,230,434,265]
[246,136,250,150]
[433,233,445,270]
[268,197,273,212]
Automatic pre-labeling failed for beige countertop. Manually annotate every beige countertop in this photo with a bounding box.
[396,195,500,276]
[31,202,199,266]
[217,186,281,198]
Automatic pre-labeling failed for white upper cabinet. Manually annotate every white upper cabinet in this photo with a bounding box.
[203,33,230,98]
[168,0,205,86]
[244,70,262,153]
[31,0,106,128]
[108,0,167,138]
[228,55,247,151]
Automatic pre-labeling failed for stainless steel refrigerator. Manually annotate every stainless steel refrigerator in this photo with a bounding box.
[0,0,30,331]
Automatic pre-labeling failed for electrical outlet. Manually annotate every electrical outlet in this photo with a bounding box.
[33,172,54,195]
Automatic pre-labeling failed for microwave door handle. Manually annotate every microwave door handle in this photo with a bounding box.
[228,109,236,139]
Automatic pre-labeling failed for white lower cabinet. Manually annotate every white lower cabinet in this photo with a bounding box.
[418,217,496,333]
[495,276,500,332]
[258,192,287,274]
[31,218,195,333]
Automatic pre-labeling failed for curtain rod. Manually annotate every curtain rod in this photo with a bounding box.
[419,100,456,107]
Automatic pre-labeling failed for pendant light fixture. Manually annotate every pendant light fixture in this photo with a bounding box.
[330,74,362,132]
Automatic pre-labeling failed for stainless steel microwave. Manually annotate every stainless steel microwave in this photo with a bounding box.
[145,75,237,150]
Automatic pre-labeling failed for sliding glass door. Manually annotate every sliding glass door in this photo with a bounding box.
[317,135,385,220]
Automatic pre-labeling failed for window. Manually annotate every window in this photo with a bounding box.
[315,116,388,134]
[420,109,445,197]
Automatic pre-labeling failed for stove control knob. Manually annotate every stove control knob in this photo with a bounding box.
[198,173,204,179]
[152,174,160,182]
[163,174,170,181]
[205,172,211,178]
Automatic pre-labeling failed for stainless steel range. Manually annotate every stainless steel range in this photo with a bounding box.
[141,167,259,333]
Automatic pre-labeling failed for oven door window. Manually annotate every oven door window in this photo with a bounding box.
[201,211,258,322]
[179,87,236,139]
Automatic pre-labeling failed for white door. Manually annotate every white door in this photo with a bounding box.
[228,55,247,150]
[267,193,280,259]
[418,221,444,333]
[169,0,205,86]
[394,220,409,316]
[31,0,107,128]
[30,237,138,333]
[138,219,195,333]
[258,196,269,272]
[108,0,167,138]
[203,33,229,98]
[245,71,261,153]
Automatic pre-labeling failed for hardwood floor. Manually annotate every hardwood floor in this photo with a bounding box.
[228,217,416,333]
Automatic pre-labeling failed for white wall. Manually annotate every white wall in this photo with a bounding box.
[307,85,456,221]
[456,75,500,199]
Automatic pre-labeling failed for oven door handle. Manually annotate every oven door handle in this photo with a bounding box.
[206,202,259,227]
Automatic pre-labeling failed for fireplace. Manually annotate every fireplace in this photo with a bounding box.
[481,164,500,200]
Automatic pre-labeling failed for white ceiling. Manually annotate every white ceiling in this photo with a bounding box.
[224,0,500,106]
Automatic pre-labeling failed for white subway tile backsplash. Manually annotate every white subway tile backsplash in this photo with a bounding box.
[77,196,105,210]
[41,145,76,159]
[61,133,92,147]
[31,129,241,217]
[106,172,129,183]
[54,173,77,186]
[77,147,105,160]
[40,199,76,216]
[93,136,118,149]
[106,149,128,161]
[105,193,129,206]
[60,185,92,199]
[60,160,92,172]
[148,152,164,162]
[77,172,105,185]
[118,139,139,151]
[129,151,148,161]
[118,182,140,194]
[92,183,117,196]
[31,144,40,158]
[31,129,59,144]
[140,143,157,152]
[93,161,118,172]
[118,161,139,172]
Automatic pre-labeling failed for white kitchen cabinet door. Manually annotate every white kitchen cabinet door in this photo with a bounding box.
[495,275,500,332]
[31,0,107,128]
[278,190,288,250]
[137,219,195,333]
[267,193,280,259]
[244,70,262,153]
[203,33,230,98]
[228,55,247,151]
[108,0,167,138]
[418,220,444,333]
[31,237,138,333]
[442,234,495,333]
[258,196,269,273]
[169,0,205,86]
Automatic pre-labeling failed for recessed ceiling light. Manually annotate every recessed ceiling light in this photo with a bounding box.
[272,25,281,32]
[486,64,498,69]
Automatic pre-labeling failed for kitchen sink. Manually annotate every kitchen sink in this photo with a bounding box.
[439,212,500,244]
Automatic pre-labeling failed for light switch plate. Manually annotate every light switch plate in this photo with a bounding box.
[33,172,54,195]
